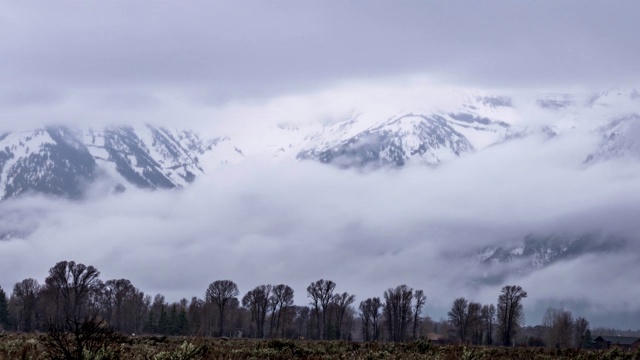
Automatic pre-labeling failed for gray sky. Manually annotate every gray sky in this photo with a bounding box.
[1,1,639,129]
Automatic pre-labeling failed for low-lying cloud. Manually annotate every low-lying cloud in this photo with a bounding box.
[1,129,640,327]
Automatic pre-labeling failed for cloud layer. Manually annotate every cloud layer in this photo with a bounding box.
[1,1,639,130]
[2,128,640,327]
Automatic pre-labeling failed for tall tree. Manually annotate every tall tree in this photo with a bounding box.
[480,304,496,345]
[383,285,413,342]
[103,279,139,333]
[331,292,355,340]
[306,279,336,339]
[496,285,527,346]
[412,290,426,340]
[42,261,102,327]
[242,285,271,338]
[11,278,40,332]
[467,302,483,345]
[359,297,382,341]
[448,297,469,343]
[271,284,294,337]
[574,316,590,348]
[0,286,9,330]
[292,306,311,339]
[187,297,206,336]
[543,307,574,348]
[206,280,239,337]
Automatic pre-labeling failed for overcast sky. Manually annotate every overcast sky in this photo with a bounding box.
[1,1,640,328]
[1,1,639,130]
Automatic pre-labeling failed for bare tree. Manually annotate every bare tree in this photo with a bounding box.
[271,284,294,337]
[574,316,590,348]
[10,278,40,332]
[103,279,140,333]
[242,285,271,338]
[293,306,311,339]
[187,296,206,336]
[43,261,102,327]
[412,290,426,340]
[496,285,527,346]
[467,302,483,345]
[332,292,355,339]
[306,279,336,339]
[448,297,469,343]
[481,304,496,345]
[383,285,413,342]
[359,297,382,341]
[267,291,279,337]
[543,307,574,348]
[205,280,239,337]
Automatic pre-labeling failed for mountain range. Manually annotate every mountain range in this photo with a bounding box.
[3,88,639,202]
[1,87,639,272]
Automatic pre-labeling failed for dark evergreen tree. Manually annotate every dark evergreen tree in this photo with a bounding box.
[0,286,9,330]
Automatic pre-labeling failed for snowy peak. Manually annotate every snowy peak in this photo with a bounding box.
[0,125,233,201]
[536,93,576,110]
[589,87,640,108]
[474,233,626,284]
[0,127,96,200]
[84,125,207,189]
[297,110,510,168]
[586,114,640,163]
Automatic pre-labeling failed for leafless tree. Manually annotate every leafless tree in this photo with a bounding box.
[306,279,336,339]
[187,296,206,336]
[43,261,102,328]
[293,306,311,339]
[206,280,239,337]
[383,285,413,342]
[242,285,271,338]
[497,285,527,346]
[467,302,483,345]
[574,316,590,348]
[10,278,40,332]
[412,290,426,340]
[359,297,382,341]
[271,284,294,337]
[543,307,574,348]
[103,279,143,334]
[331,292,355,339]
[448,297,469,343]
[481,304,496,345]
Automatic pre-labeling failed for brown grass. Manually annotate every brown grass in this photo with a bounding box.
[1,333,639,360]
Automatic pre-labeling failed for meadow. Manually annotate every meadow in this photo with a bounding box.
[1,333,639,360]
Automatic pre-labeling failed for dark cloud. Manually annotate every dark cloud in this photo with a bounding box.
[1,1,638,106]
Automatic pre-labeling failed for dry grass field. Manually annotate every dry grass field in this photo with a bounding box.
[1,333,639,360]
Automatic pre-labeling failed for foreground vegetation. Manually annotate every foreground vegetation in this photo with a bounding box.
[1,333,640,360]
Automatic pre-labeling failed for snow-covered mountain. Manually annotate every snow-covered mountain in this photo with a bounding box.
[469,232,628,286]
[291,94,515,167]
[476,233,626,271]
[586,114,640,163]
[297,112,509,168]
[0,125,241,201]
[1,87,639,202]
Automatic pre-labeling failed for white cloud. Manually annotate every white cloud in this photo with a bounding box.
[1,127,640,327]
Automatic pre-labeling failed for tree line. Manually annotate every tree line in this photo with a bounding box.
[0,259,593,347]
